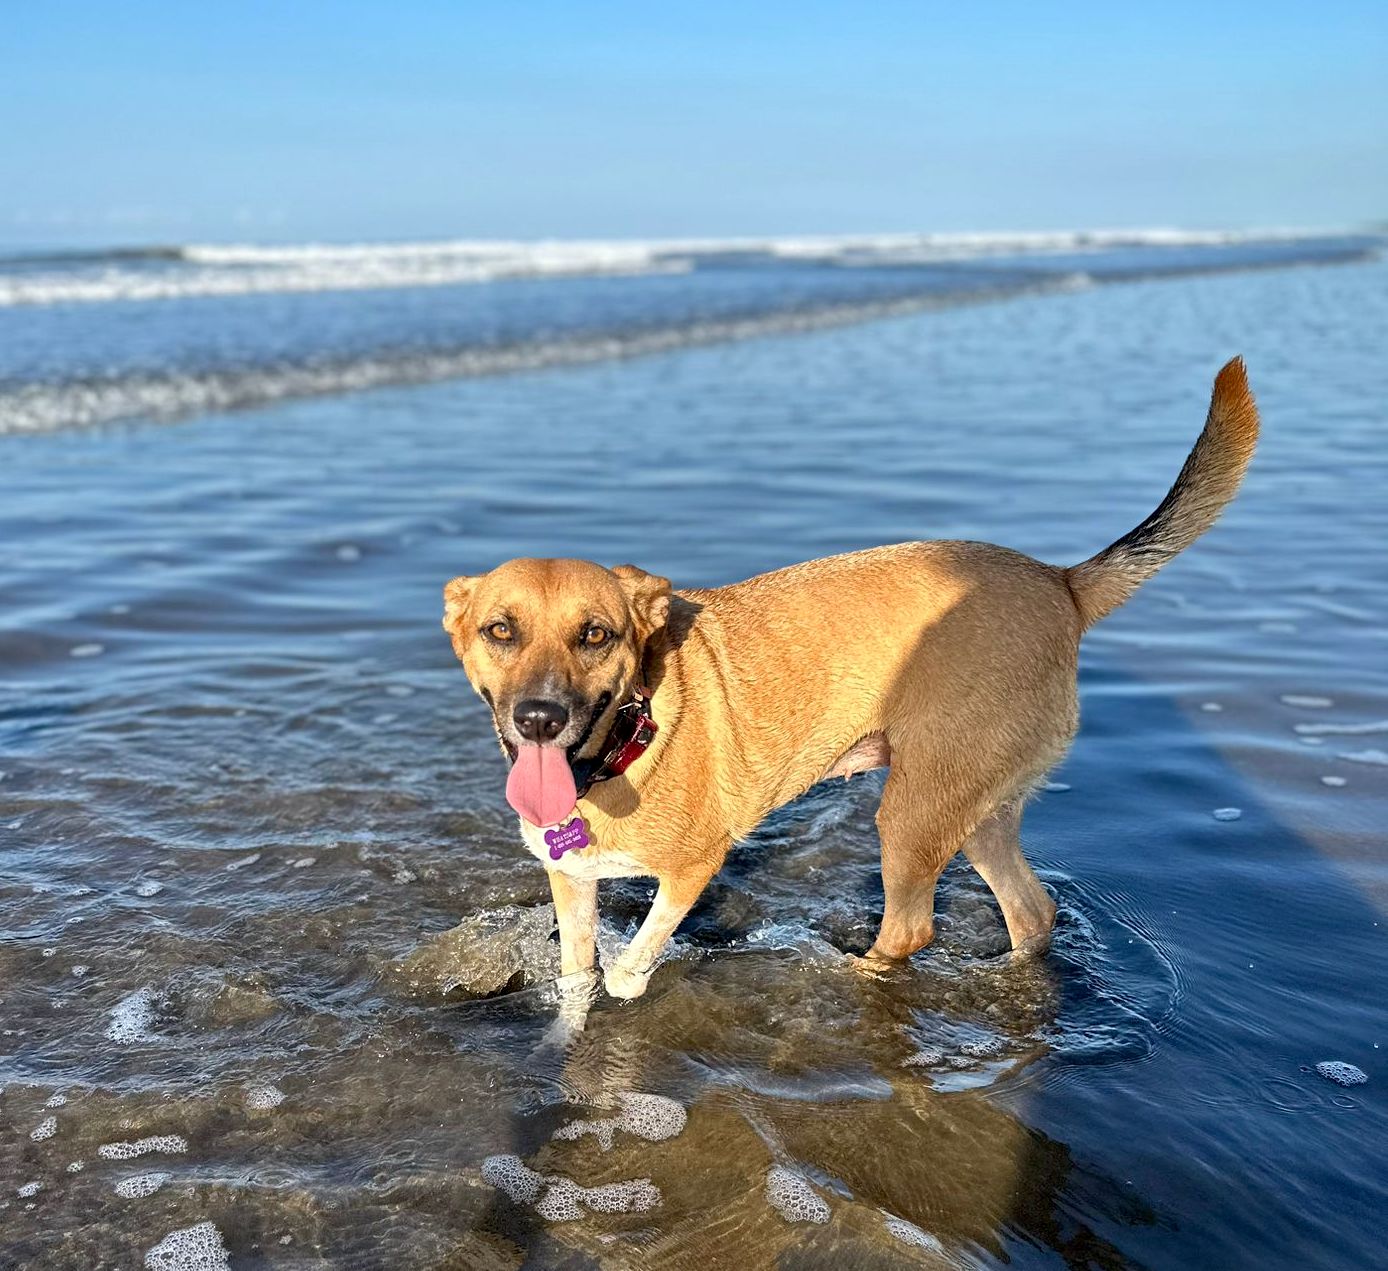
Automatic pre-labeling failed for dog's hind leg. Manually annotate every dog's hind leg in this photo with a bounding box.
[960,802,1056,952]
[863,769,971,964]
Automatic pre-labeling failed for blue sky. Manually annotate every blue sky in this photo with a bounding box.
[5,2,1385,244]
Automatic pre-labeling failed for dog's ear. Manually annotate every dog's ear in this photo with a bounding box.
[442,575,478,635]
[611,564,671,641]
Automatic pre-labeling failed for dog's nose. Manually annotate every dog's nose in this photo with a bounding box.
[513,699,569,742]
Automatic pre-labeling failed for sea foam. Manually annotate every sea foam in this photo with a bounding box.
[0,228,1338,308]
[481,1153,660,1222]
[765,1166,830,1224]
[106,987,158,1043]
[98,1135,188,1160]
[552,1092,687,1151]
[116,1171,171,1198]
[144,1221,230,1271]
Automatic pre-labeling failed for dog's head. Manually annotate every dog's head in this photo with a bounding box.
[442,558,671,827]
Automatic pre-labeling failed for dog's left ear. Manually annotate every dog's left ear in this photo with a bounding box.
[442,575,478,635]
[611,564,671,642]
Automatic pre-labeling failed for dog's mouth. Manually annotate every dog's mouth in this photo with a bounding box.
[499,691,611,828]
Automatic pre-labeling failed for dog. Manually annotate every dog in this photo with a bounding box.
[443,359,1258,1001]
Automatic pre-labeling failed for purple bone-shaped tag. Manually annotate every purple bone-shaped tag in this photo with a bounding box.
[544,817,590,861]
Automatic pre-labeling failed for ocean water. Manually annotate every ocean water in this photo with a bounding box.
[0,233,1385,1269]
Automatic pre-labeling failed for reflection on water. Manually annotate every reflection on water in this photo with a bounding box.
[2,254,1386,1268]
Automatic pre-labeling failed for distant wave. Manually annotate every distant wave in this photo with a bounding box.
[0,226,1361,307]
[0,280,1067,434]
[1,235,1379,435]
[0,244,690,306]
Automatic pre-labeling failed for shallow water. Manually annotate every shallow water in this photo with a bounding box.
[2,248,1386,1269]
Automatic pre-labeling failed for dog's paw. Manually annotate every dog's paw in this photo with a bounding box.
[603,963,651,1000]
[847,952,900,981]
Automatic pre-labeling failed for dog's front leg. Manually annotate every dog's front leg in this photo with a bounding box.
[548,868,598,976]
[539,869,600,1046]
[605,867,713,1000]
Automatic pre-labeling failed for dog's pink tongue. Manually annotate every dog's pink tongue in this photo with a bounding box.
[506,744,578,828]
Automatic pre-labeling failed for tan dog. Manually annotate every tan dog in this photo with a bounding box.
[443,359,1259,1001]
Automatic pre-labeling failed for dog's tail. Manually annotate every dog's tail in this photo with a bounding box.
[1065,358,1260,629]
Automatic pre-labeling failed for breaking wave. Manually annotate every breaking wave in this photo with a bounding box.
[0,226,1361,307]
[0,281,1064,434]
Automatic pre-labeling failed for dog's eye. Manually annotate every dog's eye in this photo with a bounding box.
[581,625,611,648]
[483,621,513,643]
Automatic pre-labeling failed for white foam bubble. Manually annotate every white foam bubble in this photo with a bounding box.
[553,1092,687,1151]
[1200,702,1224,712]
[482,1153,660,1222]
[1295,719,1388,736]
[30,1116,57,1141]
[1212,808,1242,822]
[69,643,105,658]
[135,880,164,897]
[244,1083,285,1110]
[335,544,362,562]
[106,987,158,1042]
[66,1161,84,1173]
[225,852,261,871]
[144,1221,230,1271]
[45,1092,67,1107]
[534,1177,660,1223]
[960,1037,1007,1059]
[17,1180,41,1197]
[71,965,89,978]
[98,1135,189,1160]
[765,1166,830,1224]
[1341,749,1388,767]
[116,1171,171,1199]
[882,1212,945,1251]
[481,1154,546,1204]
[1314,1061,1367,1087]
[291,857,316,868]
[1281,695,1334,709]
[1320,775,1348,787]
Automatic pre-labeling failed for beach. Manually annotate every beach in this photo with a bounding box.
[1,239,1386,1268]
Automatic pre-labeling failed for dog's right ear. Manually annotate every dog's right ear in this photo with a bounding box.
[442,575,478,635]
[611,564,672,642]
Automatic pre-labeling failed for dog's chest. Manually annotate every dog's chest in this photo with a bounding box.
[518,818,650,881]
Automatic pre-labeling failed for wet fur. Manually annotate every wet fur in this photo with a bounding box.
[443,360,1260,998]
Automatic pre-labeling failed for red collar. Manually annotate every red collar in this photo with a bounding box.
[572,687,658,798]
